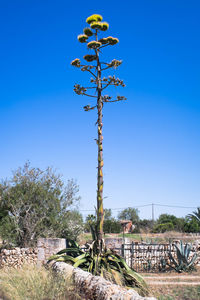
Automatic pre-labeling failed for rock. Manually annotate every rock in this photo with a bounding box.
[53,262,157,300]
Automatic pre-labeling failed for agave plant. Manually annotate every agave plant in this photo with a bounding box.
[49,13,148,296]
[48,239,148,296]
[167,241,199,273]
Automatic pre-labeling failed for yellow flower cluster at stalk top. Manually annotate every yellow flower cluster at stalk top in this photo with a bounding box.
[86,14,109,32]
[86,14,102,24]
[74,14,119,65]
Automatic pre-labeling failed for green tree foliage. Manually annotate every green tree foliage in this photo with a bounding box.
[153,214,185,232]
[104,219,121,233]
[153,222,174,233]
[184,218,200,233]
[0,162,82,247]
[58,210,84,241]
[104,208,112,220]
[84,214,96,233]
[138,219,154,233]
[118,207,140,224]
[187,208,200,224]
[85,211,121,234]
[103,209,121,233]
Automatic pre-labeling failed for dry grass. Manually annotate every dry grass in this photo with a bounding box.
[150,285,200,300]
[144,268,200,299]
[0,265,80,300]
[79,232,199,244]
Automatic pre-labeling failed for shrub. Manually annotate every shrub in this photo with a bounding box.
[153,222,174,233]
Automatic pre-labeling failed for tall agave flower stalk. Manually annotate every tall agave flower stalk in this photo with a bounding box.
[71,14,126,250]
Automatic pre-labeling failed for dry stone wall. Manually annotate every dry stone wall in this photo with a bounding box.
[0,238,66,269]
[0,238,200,272]
[0,248,37,269]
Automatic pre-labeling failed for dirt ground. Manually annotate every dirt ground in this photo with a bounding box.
[143,269,200,299]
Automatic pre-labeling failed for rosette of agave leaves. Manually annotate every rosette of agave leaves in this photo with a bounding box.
[48,235,148,296]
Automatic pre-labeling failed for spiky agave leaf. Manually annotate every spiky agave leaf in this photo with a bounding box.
[56,248,83,256]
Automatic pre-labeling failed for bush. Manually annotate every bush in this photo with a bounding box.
[103,219,121,233]
[153,222,174,233]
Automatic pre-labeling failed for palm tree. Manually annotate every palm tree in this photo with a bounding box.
[187,207,200,223]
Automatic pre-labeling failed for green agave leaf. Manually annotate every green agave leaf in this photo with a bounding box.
[57,248,83,255]
[61,255,76,263]
[88,259,94,273]
[48,254,63,261]
[168,251,178,268]
[188,253,198,267]
[73,253,87,263]
[67,239,80,249]
[55,257,66,262]
[74,258,88,268]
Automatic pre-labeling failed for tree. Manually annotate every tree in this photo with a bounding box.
[0,162,81,246]
[104,208,112,220]
[187,208,200,224]
[155,214,185,232]
[102,209,121,233]
[186,208,200,233]
[71,14,126,249]
[104,218,121,234]
[118,207,140,224]
[184,218,200,233]
[138,219,154,233]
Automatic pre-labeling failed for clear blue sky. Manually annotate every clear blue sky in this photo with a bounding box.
[1,0,200,220]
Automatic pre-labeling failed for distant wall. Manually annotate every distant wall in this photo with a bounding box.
[37,238,66,265]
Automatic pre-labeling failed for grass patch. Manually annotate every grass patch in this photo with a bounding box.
[0,265,80,300]
[118,233,142,240]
